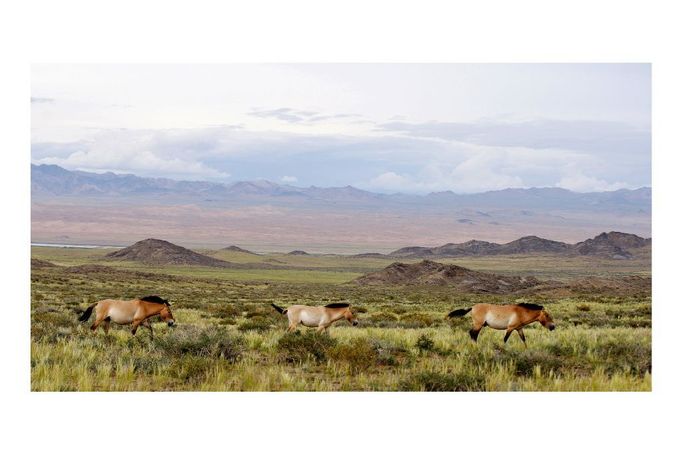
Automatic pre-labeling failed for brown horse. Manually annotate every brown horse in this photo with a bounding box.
[447,303,555,346]
[78,295,175,338]
[271,303,358,333]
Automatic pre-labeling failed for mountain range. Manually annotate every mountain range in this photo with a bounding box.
[31,165,652,251]
[31,164,650,212]
[386,231,650,260]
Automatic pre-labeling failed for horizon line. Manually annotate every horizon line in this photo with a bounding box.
[31,163,651,196]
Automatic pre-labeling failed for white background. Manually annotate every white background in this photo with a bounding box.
[1,1,679,454]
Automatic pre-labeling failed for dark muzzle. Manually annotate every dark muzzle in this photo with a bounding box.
[352,320,359,326]
[549,324,555,331]
[167,321,176,327]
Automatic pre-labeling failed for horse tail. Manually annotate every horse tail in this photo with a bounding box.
[78,303,97,322]
[447,307,472,318]
[271,303,288,315]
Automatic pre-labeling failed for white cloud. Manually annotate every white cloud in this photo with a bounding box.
[281,175,298,183]
[556,173,628,192]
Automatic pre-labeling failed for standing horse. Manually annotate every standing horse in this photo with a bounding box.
[447,303,555,346]
[271,303,358,333]
[78,295,175,338]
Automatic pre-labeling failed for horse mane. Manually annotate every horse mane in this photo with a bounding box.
[140,295,170,305]
[324,302,350,308]
[517,302,543,311]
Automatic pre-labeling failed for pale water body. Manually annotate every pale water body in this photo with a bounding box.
[31,243,123,249]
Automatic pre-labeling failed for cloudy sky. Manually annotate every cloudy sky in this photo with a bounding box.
[31,63,651,193]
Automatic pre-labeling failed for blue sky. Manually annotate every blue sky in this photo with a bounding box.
[31,63,651,193]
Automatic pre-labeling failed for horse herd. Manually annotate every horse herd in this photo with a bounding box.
[78,296,556,346]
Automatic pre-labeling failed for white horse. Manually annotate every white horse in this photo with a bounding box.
[271,303,358,333]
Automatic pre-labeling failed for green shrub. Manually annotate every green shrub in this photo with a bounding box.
[372,340,411,366]
[238,316,274,332]
[170,357,215,382]
[276,331,337,363]
[365,312,400,327]
[415,334,436,352]
[400,312,437,328]
[154,325,244,362]
[495,350,564,377]
[328,338,378,372]
[400,371,486,391]
[208,304,242,319]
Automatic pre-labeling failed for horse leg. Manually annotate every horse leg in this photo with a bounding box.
[469,320,484,342]
[503,328,515,343]
[287,322,298,332]
[91,313,105,334]
[131,319,143,336]
[143,320,154,340]
[102,318,111,335]
[517,328,527,348]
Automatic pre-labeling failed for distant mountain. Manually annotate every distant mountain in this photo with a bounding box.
[31,165,651,249]
[106,238,233,267]
[31,164,650,213]
[387,232,650,260]
[496,236,571,255]
[287,250,310,256]
[573,232,651,259]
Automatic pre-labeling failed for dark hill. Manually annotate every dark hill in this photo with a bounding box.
[287,250,309,256]
[353,260,542,293]
[572,231,651,259]
[222,245,258,255]
[105,238,233,267]
[387,232,650,259]
[497,236,571,255]
[31,258,57,268]
[350,252,388,258]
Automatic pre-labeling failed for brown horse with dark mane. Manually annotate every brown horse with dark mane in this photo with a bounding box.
[78,295,175,338]
[447,303,555,346]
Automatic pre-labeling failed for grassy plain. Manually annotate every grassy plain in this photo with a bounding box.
[30,247,651,391]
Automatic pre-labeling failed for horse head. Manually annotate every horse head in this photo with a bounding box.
[159,303,175,327]
[538,309,555,331]
[344,307,359,326]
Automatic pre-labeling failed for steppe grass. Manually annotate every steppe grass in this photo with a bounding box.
[30,247,651,391]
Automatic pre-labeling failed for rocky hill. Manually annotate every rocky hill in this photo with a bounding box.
[573,232,651,259]
[222,245,258,255]
[387,232,649,260]
[31,258,57,268]
[353,260,543,293]
[105,238,233,267]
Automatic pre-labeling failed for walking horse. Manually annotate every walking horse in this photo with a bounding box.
[271,302,358,333]
[447,303,555,346]
[78,295,175,339]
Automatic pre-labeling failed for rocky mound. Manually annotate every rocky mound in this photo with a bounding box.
[287,250,309,256]
[105,238,233,267]
[351,252,388,258]
[435,240,500,256]
[353,260,542,293]
[390,246,434,258]
[31,258,57,268]
[222,245,257,255]
[572,232,651,259]
[497,236,571,254]
[388,232,650,259]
